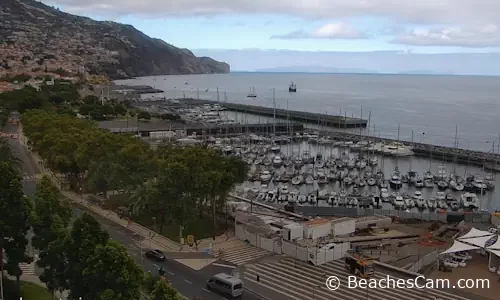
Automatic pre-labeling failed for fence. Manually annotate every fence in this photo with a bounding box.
[407,251,439,273]
[295,206,492,224]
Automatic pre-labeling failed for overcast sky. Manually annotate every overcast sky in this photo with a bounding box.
[44,0,500,74]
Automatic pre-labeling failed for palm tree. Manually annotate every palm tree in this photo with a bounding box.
[0,137,22,169]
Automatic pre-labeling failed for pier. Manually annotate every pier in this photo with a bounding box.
[179,98,368,128]
[322,130,500,169]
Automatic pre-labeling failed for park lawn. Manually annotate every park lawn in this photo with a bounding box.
[2,279,53,300]
[106,194,228,242]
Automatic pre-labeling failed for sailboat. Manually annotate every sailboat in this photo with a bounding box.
[289,81,297,92]
[247,86,257,98]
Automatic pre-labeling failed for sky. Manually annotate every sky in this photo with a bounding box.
[43,1,500,74]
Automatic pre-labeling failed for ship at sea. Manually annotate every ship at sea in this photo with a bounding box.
[289,81,297,92]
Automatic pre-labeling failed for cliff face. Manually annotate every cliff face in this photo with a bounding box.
[0,0,230,79]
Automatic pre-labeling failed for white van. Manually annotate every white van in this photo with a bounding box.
[206,273,243,298]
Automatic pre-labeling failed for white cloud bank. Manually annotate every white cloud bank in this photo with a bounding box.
[392,24,500,47]
[271,23,366,40]
[44,0,500,25]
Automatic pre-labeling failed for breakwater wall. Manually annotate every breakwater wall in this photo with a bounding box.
[323,130,500,169]
[179,98,368,129]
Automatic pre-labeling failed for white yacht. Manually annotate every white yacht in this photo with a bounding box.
[380,188,390,201]
[280,185,289,195]
[260,171,272,183]
[272,156,283,167]
[449,180,464,191]
[404,198,415,208]
[435,165,447,181]
[393,195,405,208]
[305,175,314,185]
[369,157,378,166]
[461,192,479,209]
[287,191,298,203]
[413,191,426,208]
[427,198,437,210]
[291,175,303,185]
[383,143,414,157]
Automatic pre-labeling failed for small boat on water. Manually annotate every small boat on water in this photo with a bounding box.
[280,185,289,195]
[289,81,297,92]
[247,86,257,98]
[393,195,405,209]
[305,175,314,185]
[298,195,307,204]
[449,180,464,191]
[318,173,328,185]
[369,157,378,166]
[413,191,426,208]
[427,198,437,210]
[461,192,479,209]
[405,198,415,208]
[424,179,434,188]
[288,191,298,203]
[308,194,317,204]
[367,178,377,186]
[415,177,424,188]
[437,180,448,190]
[380,188,390,201]
[260,171,272,183]
[291,175,303,185]
[272,156,283,167]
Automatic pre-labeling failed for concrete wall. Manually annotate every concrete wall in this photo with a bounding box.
[407,251,438,273]
[282,241,309,261]
[332,218,355,236]
[355,216,392,230]
[309,242,351,265]
[304,222,331,239]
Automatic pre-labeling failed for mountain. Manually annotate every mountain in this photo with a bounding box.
[397,70,456,75]
[0,0,230,79]
[254,66,378,74]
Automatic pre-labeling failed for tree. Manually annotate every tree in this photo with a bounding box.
[37,215,69,298]
[82,95,98,105]
[151,279,183,300]
[137,111,151,120]
[0,137,22,169]
[80,240,143,300]
[65,213,109,299]
[0,162,33,297]
[114,103,127,116]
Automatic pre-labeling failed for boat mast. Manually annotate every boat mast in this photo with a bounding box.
[272,88,276,136]
[410,130,413,171]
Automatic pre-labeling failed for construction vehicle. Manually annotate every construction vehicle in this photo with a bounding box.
[344,252,375,277]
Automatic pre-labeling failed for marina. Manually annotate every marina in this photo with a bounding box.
[206,134,500,213]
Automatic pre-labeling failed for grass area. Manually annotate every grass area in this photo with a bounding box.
[2,278,53,300]
[105,194,228,242]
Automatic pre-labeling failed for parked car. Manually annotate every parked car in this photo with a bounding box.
[145,249,166,261]
[442,259,458,268]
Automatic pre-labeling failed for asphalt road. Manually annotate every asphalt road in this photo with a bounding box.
[8,122,264,300]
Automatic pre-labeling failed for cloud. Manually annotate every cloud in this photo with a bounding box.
[44,1,500,25]
[391,24,500,47]
[271,23,367,39]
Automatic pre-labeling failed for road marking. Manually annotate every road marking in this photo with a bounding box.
[153,264,159,268]
[212,263,236,269]
[184,279,192,284]
[203,288,210,293]
[167,271,175,276]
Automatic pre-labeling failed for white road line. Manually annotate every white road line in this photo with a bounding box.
[184,279,192,284]
[167,271,175,276]
[153,263,159,268]
[203,288,211,293]
[212,263,236,269]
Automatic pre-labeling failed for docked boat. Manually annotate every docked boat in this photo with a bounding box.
[328,196,339,206]
[272,156,283,167]
[449,180,464,191]
[343,176,353,186]
[367,178,377,186]
[298,195,307,204]
[449,200,460,211]
[318,173,328,185]
[435,165,447,181]
[472,179,487,192]
[424,179,434,188]
[223,145,233,155]
[389,168,402,189]
[260,171,272,183]
[461,192,479,209]
[308,194,317,204]
[413,191,426,208]
[305,175,314,185]
[415,178,424,188]
[437,180,448,190]
[427,198,437,210]
[404,198,415,208]
[383,143,414,157]
[408,171,417,185]
[291,175,303,185]
[288,191,298,203]
[263,157,272,166]
[393,195,405,209]
[424,170,434,181]
[380,188,390,201]
[358,178,367,187]
[271,145,281,153]
[280,185,289,195]
[265,190,276,202]
[369,157,378,166]
[346,197,358,207]
[437,198,448,210]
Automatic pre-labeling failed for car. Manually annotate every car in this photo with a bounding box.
[145,249,166,261]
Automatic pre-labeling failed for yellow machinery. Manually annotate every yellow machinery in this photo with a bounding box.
[344,252,375,278]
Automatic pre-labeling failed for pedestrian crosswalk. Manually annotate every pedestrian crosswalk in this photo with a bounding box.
[22,174,40,181]
[19,262,36,276]
[217,244,273,265]
[243,257,473,300]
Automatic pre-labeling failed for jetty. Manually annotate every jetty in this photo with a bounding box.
[322,130,500,169]
[179,98,368,129]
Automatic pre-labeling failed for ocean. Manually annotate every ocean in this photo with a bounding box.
[116,72,500,153]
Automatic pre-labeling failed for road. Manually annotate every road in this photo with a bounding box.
[7,122,264,300]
